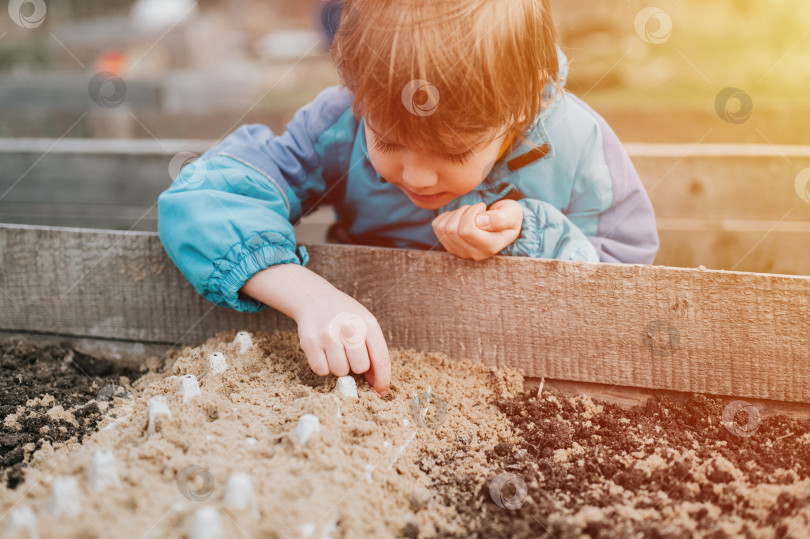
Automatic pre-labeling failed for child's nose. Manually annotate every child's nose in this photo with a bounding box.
[401,163,439,191]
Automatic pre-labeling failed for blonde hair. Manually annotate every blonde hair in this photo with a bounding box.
[331,0,560,155]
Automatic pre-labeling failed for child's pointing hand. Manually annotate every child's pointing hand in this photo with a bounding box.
[432,200,523,261]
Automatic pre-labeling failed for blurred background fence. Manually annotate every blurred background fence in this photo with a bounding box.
[1,0,809,274]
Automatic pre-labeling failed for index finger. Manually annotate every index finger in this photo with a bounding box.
[365,320,391,397]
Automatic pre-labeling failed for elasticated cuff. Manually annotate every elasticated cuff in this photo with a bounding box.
[500,200,547,258]
[203,231,310,313]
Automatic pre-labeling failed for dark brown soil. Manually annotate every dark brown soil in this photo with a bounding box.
[0,337,141,489]
[430,390,810,538]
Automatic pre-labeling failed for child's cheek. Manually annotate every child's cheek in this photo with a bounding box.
[368,151,397,183]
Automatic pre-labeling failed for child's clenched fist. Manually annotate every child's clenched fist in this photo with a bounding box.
[432,200,523,261]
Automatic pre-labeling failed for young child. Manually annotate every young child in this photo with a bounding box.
[158,0,659,399]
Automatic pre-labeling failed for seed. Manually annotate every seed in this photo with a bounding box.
[48,476,81,517]
[177,374,201,403]
[146,396,172,435]
[87,449,121,492]
[207,352,227,374]
[336,376,358,398]
[295,414,320,446]
[190,506,223,539]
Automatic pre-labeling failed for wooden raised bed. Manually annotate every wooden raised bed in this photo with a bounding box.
[2,139,809,274]
[1,223,809,418]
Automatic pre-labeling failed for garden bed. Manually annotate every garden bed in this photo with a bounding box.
[1,330,809,538]
[0,338,141,490]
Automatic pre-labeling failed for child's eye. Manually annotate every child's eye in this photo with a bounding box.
[371,137,398,153]
[446,150,473,166]
[371,133,472,165]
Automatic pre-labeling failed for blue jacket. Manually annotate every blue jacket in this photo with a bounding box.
[158,54,659,313]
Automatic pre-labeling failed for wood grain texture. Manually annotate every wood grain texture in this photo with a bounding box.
[1,225,809,403]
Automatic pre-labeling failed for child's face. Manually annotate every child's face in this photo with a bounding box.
[364,121,510,209]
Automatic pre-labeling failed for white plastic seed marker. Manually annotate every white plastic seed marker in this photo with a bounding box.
[87,449,121,492]
[4,505,38,539]
[295,414,320,446]
[190,506,224,539]
[223,473,259,518]
[300,518,337,539]
[48,476,82,518]
[207,352,227,374]
[233,331,253,354]
[146,396,172,435]
[335,376,358,398]
[177,374,201,403]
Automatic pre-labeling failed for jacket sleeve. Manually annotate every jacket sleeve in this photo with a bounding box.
[499,198,601,262]
[158,86,354,312]
[564,94,659,264]
[501,97,659,265]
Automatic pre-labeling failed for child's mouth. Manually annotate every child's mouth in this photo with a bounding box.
[403,188,447,202]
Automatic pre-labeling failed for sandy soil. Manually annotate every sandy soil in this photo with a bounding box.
[0,330,523,538]
[2,330,809,539]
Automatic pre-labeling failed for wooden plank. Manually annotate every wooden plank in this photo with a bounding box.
[627,143,810,222]
[2,140,808,218]
[0,202,333,240]
[655,228,810,276]
[0,139,211,208]
[524,378,810,419]
[0,330,166,368]
[1,224,809,403]
[2,139,810,271]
